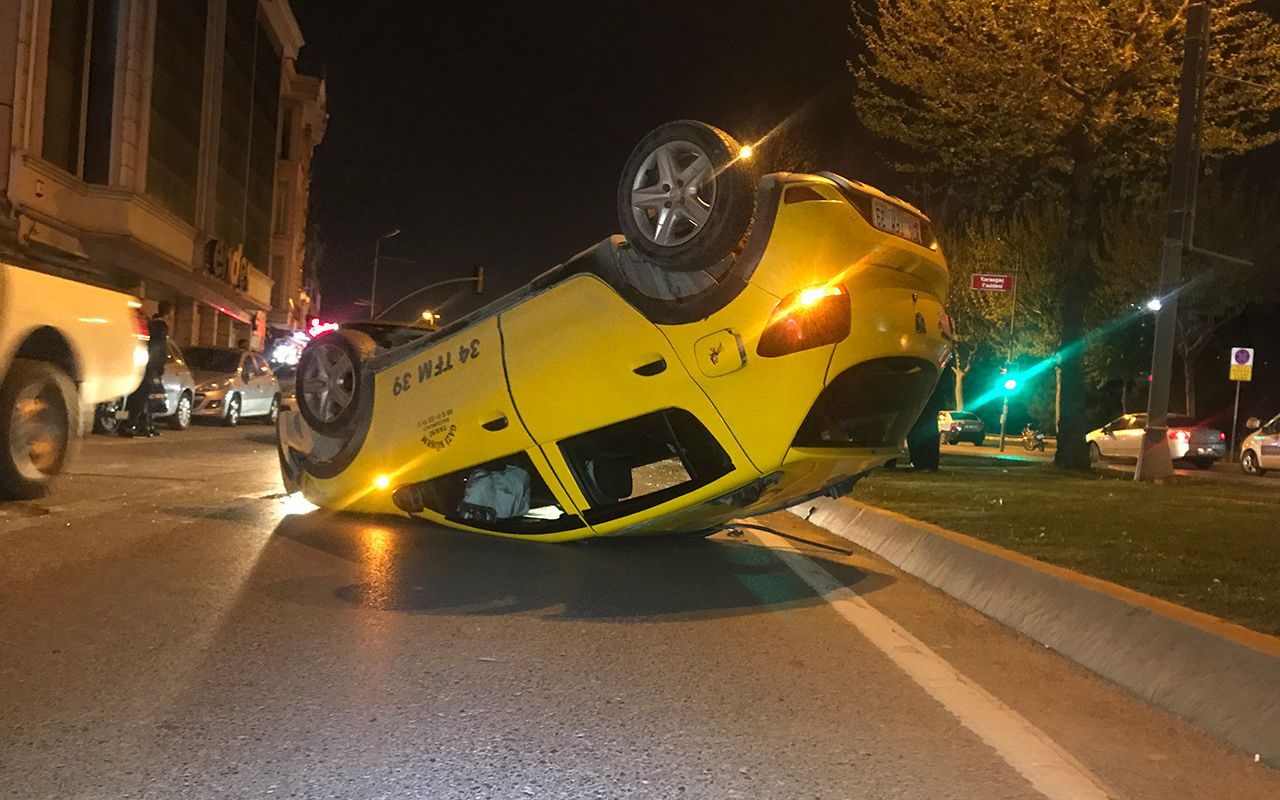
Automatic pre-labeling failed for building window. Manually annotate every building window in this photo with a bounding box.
[214,0,279,269]
[43,0,118,182]
[270,254,284,307]
[272,179,289,235]
[146,1,206,221]
[43,0,91,174]
[278,105,293,160]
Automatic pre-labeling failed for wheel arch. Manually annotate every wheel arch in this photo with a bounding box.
[13,326,81,384]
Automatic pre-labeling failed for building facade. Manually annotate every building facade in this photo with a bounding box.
[0,0,325,349]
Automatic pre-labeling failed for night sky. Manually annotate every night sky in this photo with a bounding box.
[291,0,876,322]
[292,2,1279,420]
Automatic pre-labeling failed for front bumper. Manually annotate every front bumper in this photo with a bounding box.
[192,392,227,417]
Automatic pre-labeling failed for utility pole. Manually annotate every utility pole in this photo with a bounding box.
[1135,3,1210,482]
[370,228,401,319]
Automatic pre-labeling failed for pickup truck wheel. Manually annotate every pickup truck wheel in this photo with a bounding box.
[297,330,377,437]
[618,120,755,272]
[169,392,192,430]
[0,359,78,500]
[93,398,124,435]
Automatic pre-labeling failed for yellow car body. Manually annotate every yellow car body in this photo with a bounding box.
[279,172,950,541]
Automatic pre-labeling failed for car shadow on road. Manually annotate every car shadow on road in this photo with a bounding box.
[268,510,890,622]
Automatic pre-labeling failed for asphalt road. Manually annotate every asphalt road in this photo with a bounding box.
[2,427,1277,799]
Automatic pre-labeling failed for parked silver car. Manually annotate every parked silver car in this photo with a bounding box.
[1086,413,1225,469]
[186,347,281,426]
[93,339,196,433]
[937,409,986,445]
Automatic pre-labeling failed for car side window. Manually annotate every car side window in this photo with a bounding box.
[558,408,733,525]
[399,451,583,535]
[1263,417,1280,436]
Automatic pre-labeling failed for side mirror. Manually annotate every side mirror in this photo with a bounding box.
[1246,417,1261,430]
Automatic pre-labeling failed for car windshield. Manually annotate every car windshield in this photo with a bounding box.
[183,347,241,373]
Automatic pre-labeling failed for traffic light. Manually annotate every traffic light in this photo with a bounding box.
[473,265,485,295]
[1003,377,1019,392]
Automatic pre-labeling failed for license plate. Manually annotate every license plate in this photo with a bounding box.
[872,198,922,245]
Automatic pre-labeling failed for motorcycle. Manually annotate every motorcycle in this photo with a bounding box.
[1022,424,1046,452]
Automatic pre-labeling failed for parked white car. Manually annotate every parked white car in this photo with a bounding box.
[1240,414,1280,476]
[186,347,282,426]
[1086,413,1225,469]
[0,262,146,498]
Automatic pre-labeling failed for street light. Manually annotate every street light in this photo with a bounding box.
[1146,297,1163,312]
[370,228,401,319]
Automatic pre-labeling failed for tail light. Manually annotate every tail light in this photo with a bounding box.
[1168,430,1190,442]
[1219,432,1227,442]
[757,285,851,358]
[950,423,959,431]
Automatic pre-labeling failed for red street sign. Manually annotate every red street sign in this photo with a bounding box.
[971,273,1014,292]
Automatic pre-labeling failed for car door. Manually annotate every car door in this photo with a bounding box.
[253,355,276,407]
[1258,415,1280,468]
[237,354,262,415]
[498,275,757,534]
[1114,415,1146,458]
[1096,416,1128,457]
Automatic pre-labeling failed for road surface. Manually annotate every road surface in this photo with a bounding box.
[2,427,1276,799]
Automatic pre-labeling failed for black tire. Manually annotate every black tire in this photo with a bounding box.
[296,329,377,437]
[264,395,280,425]
[223,394,241,427]
[617,120,755,272]
[168,392,192,431]
[1188,457,1214,470]
[0,359,79,500]
[1088,442,1103,464]
[93,398,124,435]
[1242,450,1266,476]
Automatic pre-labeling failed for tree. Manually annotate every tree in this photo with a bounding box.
[850,0,1280,468]
[940,201,1065,415]
[1097,180,1280,416]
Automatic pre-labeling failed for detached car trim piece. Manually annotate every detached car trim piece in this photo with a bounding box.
[278,121,951,542]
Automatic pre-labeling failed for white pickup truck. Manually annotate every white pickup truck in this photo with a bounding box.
[0,261,147,499]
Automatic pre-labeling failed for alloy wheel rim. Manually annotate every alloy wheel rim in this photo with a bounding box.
[8,378,65,479]
[177,396,191,427]
[300,342,355,423]
[228,397,239,424]
[629,140,717,247]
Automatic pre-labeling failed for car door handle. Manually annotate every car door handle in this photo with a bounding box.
[633,357,667,376]
[482,415,509,432]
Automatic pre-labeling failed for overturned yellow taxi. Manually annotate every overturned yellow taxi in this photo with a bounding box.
[278,121,950,541]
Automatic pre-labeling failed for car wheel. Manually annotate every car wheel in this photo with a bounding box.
[93,398,123,435]
[264,395,280,425]
[296,329,377,437]
[617,120,755,272]
[223,394,241,427]
[169,392,192,430]
[0,359,78,500]
[1088,442,1102,464]
[1241,450,1266,476]
[1187,458,1214,470]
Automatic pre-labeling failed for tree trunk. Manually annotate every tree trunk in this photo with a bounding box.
[1181,350,1198,417]
[1121,379,1135,413]
[952,365,966,411]
[1053,149,1098,471]
[1055,366,1062,432]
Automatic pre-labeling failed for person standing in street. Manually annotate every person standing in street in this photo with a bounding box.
[122,301,171,437]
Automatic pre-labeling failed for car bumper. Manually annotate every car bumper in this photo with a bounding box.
[1171,442,1225,460]
[192,393,227,417]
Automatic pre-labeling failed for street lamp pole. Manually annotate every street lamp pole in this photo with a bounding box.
[370,228,401,319]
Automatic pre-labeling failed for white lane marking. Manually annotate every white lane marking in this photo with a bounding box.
[760,531,1115,800]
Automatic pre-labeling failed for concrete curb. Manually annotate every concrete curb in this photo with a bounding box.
[789,497,1280,766]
